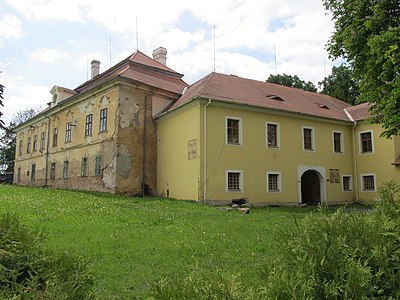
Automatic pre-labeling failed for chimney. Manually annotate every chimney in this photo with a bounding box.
[152,47,167,65]
[91,60,100,79]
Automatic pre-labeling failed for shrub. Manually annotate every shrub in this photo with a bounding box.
[263,181,400,299]
[0,213,94,299]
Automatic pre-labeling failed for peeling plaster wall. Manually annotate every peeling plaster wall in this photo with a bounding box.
[114,84,157,196]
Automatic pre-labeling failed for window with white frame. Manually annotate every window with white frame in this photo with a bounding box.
[99,108,107,133]
[333,131,343,153]
[226,170,243,192]
[267,172,281,192]
[342,175,352,192]
[50,162,56,180]
[40,132,46,150]
[53,127,58,146]
[95,155,102,176]
[362,174,376,192]
[27,137,31,153]
[359,131,374,154]
[81,157,88,177]
[63,160,69,179]
[226,117,242,145]
[33,135,38,152]
[85,114,93,136]
[266,122,280,148]
[302,127,314,151]
[65,122,72,143]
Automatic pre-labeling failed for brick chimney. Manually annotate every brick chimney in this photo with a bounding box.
[91,60,100,79]
[152,47,167,65]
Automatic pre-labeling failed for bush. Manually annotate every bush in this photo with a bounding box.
[0,213,94,299]
[264,181,400,299]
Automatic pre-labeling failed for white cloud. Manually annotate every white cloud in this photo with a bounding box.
[30,48,70,64]
[0,13,23,47]
[0,73,48,125]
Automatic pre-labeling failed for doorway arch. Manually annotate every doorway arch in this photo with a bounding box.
[301,170,321,205]
[297,166,326,205]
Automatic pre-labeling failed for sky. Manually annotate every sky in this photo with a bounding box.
[0,0,340,125]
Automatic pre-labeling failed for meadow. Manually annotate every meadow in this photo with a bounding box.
[0,184,315,299]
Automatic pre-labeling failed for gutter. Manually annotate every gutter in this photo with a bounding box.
[344,108,359,203]
[141,95,148,197]
[44,113,51,187]
[203,99,212,202]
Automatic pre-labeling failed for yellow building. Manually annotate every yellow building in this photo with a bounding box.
[14,49,400,205]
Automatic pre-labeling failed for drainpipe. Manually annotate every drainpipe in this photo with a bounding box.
[44,113,51,187]
[203,99,212,203]
[352,120,359,202]
[141,95,148,197]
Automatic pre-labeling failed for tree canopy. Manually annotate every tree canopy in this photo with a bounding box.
[266,73,317,92]
[319,64,360,105]
[323,0,400,137]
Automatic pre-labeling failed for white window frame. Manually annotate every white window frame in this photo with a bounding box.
[332,130,344,154]
[226,170,243,192]
[225,116,243,146]
[359,130,374,154]
[302,126,315,151]
[266,121,280,149]
[266,171,282,193]
[361,173,376,192]
[342,175,353,192]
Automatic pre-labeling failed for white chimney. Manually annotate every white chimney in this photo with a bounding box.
[91,60,100,79]
[152,47,167,65]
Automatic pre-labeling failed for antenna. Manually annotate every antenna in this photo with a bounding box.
[86,50,88,81]
[274,44,278,75]
[109,36,112,68]
[136,16,139,51]
[213,25,216,72]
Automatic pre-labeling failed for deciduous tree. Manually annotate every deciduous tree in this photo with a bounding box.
[323,0,400,137]
[266,73,317,92]
[319,64,360,105]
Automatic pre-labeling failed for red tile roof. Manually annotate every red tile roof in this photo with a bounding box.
[75,51,188,95]
[167,72,353,122]
[345,102,372,121]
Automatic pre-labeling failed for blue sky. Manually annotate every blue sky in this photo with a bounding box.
[0,0,337,125]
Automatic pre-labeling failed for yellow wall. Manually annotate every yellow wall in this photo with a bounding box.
[156,103,201,200]
[202,103,355,205]
[355,123,400,202]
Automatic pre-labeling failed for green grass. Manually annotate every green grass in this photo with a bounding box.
[0,184,315,299]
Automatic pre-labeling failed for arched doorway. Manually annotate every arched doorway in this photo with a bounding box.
[301,170,321,205]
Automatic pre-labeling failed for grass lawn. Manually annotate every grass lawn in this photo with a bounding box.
[0,184,316,299]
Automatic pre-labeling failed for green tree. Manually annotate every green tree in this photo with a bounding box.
[0,80,4,129]
[319,64,360,104]
[323,0,400,138]
[0,109,37,173]
[266,73,317,92]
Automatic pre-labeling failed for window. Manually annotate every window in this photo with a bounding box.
[31,164,36,182]
[333,131,343,153]
[63,161,69,179]
[65,123,72,142]
[50,162,56,180]
[81,157,88,177]
[360,131,373,153]
[266,122,280,148]
[100,108,107,133]
[226,117,242,145]
[342,175,352,192]
[226,170,243,192]
[302,127,314,151]
[85,114,93,136]
[17,167,21,182]
[27,137,31,153]
[40,132,46,150]
[267,172,281,192]
[18,140,23,156]
[95,155,102,176]
[362,174,376,192]
[53,128,58,146]
[33,135,38,151]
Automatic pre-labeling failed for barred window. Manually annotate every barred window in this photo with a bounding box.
[267,172,281,192]
[362,175,375,191]
[227,171,242,192]
[267,123,279,148]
